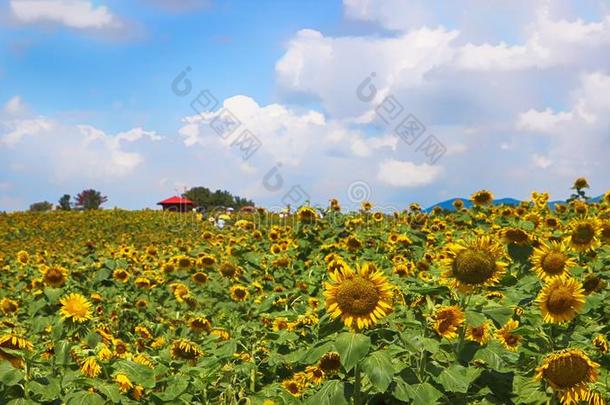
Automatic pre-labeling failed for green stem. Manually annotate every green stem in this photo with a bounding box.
[353,363,362,405]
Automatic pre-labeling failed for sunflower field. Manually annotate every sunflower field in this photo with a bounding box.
[1,183,609,405]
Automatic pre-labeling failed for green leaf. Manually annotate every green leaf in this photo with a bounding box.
[362,351,394,392]
[93,268,111,283]
[305,380,348,405]
[473,345,508,372]
[465,310,487,326]
[54,340,73,366]
[90,382,123,403]
[44,287,63,304]
[27,379,61,401]
[334,332,371,372]
[115,360,156,389]
[482,305,514,326]
[395,382,443,405]
[0,361,24,386]
[303,341,335,364]
[154,377,189,402]
[64,390,106,405]
[438,364,482,393]
[513,375,549,405]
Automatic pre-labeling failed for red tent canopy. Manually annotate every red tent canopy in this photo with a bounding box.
[157,196,194,205]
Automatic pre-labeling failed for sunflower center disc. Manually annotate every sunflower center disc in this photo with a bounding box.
[336,277,380,316]
[506,229,528,243]
[546,356,589,388]
[547,287,574,313]
[541,253,566,275]
[573,224,594,245]
[453,249,495,284]
[46,269,64,283]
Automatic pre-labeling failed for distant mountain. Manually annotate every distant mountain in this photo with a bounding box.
[425,195,603,212]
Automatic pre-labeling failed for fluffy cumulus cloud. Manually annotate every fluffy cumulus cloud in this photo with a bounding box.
[3,1,610,210]
[10,0,118,29]
[177,95,410,207]
[274,0,610,201]
[377,160,442,187]
[0,97,165,210]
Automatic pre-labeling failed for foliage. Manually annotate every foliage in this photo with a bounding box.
[76,189,108,210]
[183,186,254,210]
[28,201,53,212]
[0,186,609,404]
[58,194,72,211]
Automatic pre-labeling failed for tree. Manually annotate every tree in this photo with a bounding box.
[76,189,108,210]
[183,186,254,210]
[29,201,53,212]
[58,194,72,211]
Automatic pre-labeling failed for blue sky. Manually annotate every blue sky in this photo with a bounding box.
[1,0,609,211]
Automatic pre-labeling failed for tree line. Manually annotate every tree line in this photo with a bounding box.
[28,186,254,212]
[29,189,108,212]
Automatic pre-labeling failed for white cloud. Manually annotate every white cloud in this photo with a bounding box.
[531,154,552,169]
[0,117,55,147]
[1,107,161,181]
[377,159,442,187]
[516,108,573,133]
[4,96,26,115]
[10,0,118,29]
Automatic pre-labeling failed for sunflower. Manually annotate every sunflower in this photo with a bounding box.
[603,190,610,205]
[0,334,33,351]
[393,262,415,277]
[582,274,606,295]
[592,335,608,354]
[59,293,93,323]
[535,349,599,405]
[572,177,590,189]
[324,262,393,330]
[441,236,507,291]
[496,320,521,351]
[80,356,101,378]
[531,241,576,280]
[189,316,211,333]
[210,328,230,341]
[568,218,600,252]
[329,198,341,211]
[344,235,363,251]
[112,268,130,283]
[305,365,325,385]
[40,265,68,287]
[198,255,216,269]
[218,262,240,279]
[432,306,465,339]
[599,221,610,244]
[318,352,341,374]
[282,378,303,397]
[537,277,585,324]
[229,285,249,302]
[115,373,134,393]
[170,339,202,360]
[471,190,494,207]
[133,354,154,368]
[16,250,29,265]
[465,322,492,345]
[191,271,208,284]
[501,228,529,246]
[297,206,317,223]
[453,199,465,210]
[0,298,19,315]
